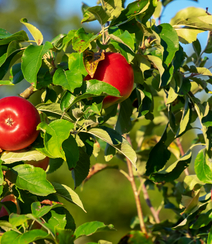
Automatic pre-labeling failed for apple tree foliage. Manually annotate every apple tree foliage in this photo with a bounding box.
[1,0,212,243]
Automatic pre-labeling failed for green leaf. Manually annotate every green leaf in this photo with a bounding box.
[1,150,46,164]
[83,6,110,25]
[166,78,178,104]
[111,0,149,26]
[184,174,203,191]
[0,161,3,185]
[68,52,87,76]
[170,7,212,31]
[151,149,192,182]
[104,144,116,162]
[147,55,164,87]
[202,111,212,127]
[195,67,212,76]
[31,201,60,218]
[20,18,43,45]
[37,120,75,160]
[55,228,75,244]
[36,103,74,122]
[181,190,200,214]
[1,229,50,244]
[0,28,12,39]
[115,99,133,135]
[176,28,204,44]
[51,34,66,51]
[204,32,212,53]
[62,135,80,169]
[102,0,123,21]
[52,182,86,212]
[85,79,120,97]
[9,213,29,227]
[170,7,212,44]
[65,79,120,109]
[208,225,212,244]
[192,39,201,56]
[157,23,179,66]
[0,41,20,67]
[47,210,67,230]
[0,30,28,45]
[10,63,24,84]
[53,68,83,92]
[72,28,96,53]
[88,126,137,168]
[0,80,14,86]
[21,41,53,84]
[145,126,175,176]
[118,230,153,244]
[81,3,97,23]
[0,43,22,79]
[176,96,191,137]
[137,85,153,116]
[194,148,212,184]
[63,30,76,51]
[190,208,212,229]
[74,221,115,239]
[11,164,55,196]
[60,91,76,112]
[71,147,90,188]
[109,27,135,53]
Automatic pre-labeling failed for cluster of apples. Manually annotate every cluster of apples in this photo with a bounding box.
[0,52,134,218]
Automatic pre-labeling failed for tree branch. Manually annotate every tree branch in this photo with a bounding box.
[126,134,148,237]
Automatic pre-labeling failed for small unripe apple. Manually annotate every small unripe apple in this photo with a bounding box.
[25,157,49,171]
[85,52,134,108]
[0,194,19,217]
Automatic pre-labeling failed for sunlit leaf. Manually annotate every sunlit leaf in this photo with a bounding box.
[1,229,50,244]
[21,41,53,84]
[74,221,115,239]
[52,182,86,212]
[53,68,83,93]
[11,164,55,196]
[20,18,43,45]
[88,126,137,168]
[195,147,212,184]
[0,30,28,45]
[1,150,46,164]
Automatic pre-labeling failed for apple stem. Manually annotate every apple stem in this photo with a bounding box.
[125,134,148,237]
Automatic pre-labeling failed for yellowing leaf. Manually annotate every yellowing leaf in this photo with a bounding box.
[20,18,43,45]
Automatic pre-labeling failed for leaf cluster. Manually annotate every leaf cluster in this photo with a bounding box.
[1,0,212,243]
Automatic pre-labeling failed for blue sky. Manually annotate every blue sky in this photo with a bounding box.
[56,0,212,24]
[56,0,212,48]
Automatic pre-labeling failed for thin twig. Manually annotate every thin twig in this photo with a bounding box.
[141,182,160,223]
[126,134,148,237]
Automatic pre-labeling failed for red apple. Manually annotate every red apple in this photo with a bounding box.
[85,52,134,108]
[25,157,49,171]
[0,96,41,151]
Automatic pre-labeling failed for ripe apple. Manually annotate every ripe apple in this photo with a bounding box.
[25,157,49,171]
[0,194,19,217]
[85,52,134,108]
[0,96,41,151]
